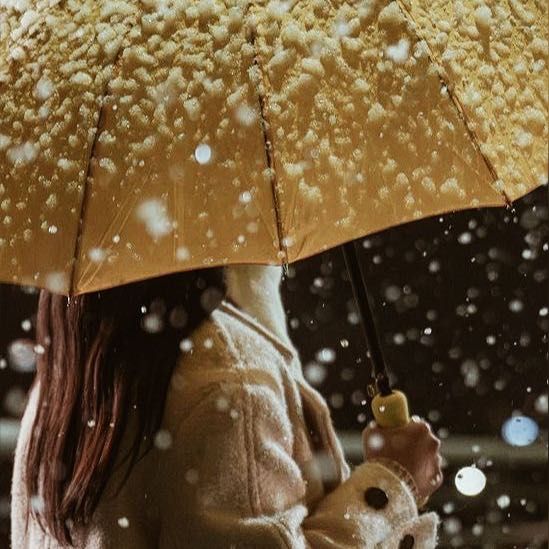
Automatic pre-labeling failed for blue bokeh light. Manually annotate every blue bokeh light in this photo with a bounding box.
[501,416,539,447]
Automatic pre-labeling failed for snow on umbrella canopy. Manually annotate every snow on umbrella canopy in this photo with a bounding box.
[0,0,546,295]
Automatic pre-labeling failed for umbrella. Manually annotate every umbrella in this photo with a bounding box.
[1,1,547,422]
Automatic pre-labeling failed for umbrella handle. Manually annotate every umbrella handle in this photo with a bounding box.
[371,390,410,428]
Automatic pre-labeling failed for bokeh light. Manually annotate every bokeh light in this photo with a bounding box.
[501,416,539,447]
[455,466,487,496]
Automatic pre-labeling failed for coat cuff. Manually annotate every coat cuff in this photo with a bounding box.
[380,512,440,549]
[348,461,418,525]
[367,458,421,507]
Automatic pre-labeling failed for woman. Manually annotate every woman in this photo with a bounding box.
[12,264,442,548]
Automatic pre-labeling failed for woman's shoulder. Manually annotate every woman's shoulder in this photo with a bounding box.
[176,299,296,373]
[164,300,297,425]
[214,299,297,363]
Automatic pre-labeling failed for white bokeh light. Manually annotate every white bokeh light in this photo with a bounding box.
[454,466,486,496]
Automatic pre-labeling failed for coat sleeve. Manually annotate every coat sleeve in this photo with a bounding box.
[156,377,439,549]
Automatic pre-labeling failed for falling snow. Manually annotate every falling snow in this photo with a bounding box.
[0,2,547,544]
[136,199,173,239]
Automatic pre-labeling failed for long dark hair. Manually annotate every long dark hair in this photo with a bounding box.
[25,267,226,545]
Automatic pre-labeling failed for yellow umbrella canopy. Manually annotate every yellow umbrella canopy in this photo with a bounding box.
[0,0,546,295]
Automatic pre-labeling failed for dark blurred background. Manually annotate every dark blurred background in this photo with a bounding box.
[1,187,547,548]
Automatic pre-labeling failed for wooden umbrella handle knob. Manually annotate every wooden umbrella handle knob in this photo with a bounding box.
[371,390,410,428]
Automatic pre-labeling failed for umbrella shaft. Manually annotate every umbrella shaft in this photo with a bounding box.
[341,241,391,396]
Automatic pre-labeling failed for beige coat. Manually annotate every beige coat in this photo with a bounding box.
[11,267,439,548]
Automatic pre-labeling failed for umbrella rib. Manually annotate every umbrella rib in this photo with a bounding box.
[441,82,512,207]
[67,46,127,295]
[246,17,289,267]
[395,0,512,208]
[68,110,102,295]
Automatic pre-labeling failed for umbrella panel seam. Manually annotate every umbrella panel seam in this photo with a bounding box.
[68,37,130,295]
[395,0,512,207]
[246,15,289,266]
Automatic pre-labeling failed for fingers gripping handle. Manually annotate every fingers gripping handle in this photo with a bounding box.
[371,390,410,428]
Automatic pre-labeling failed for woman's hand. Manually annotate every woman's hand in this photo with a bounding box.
[362,417,443,505]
